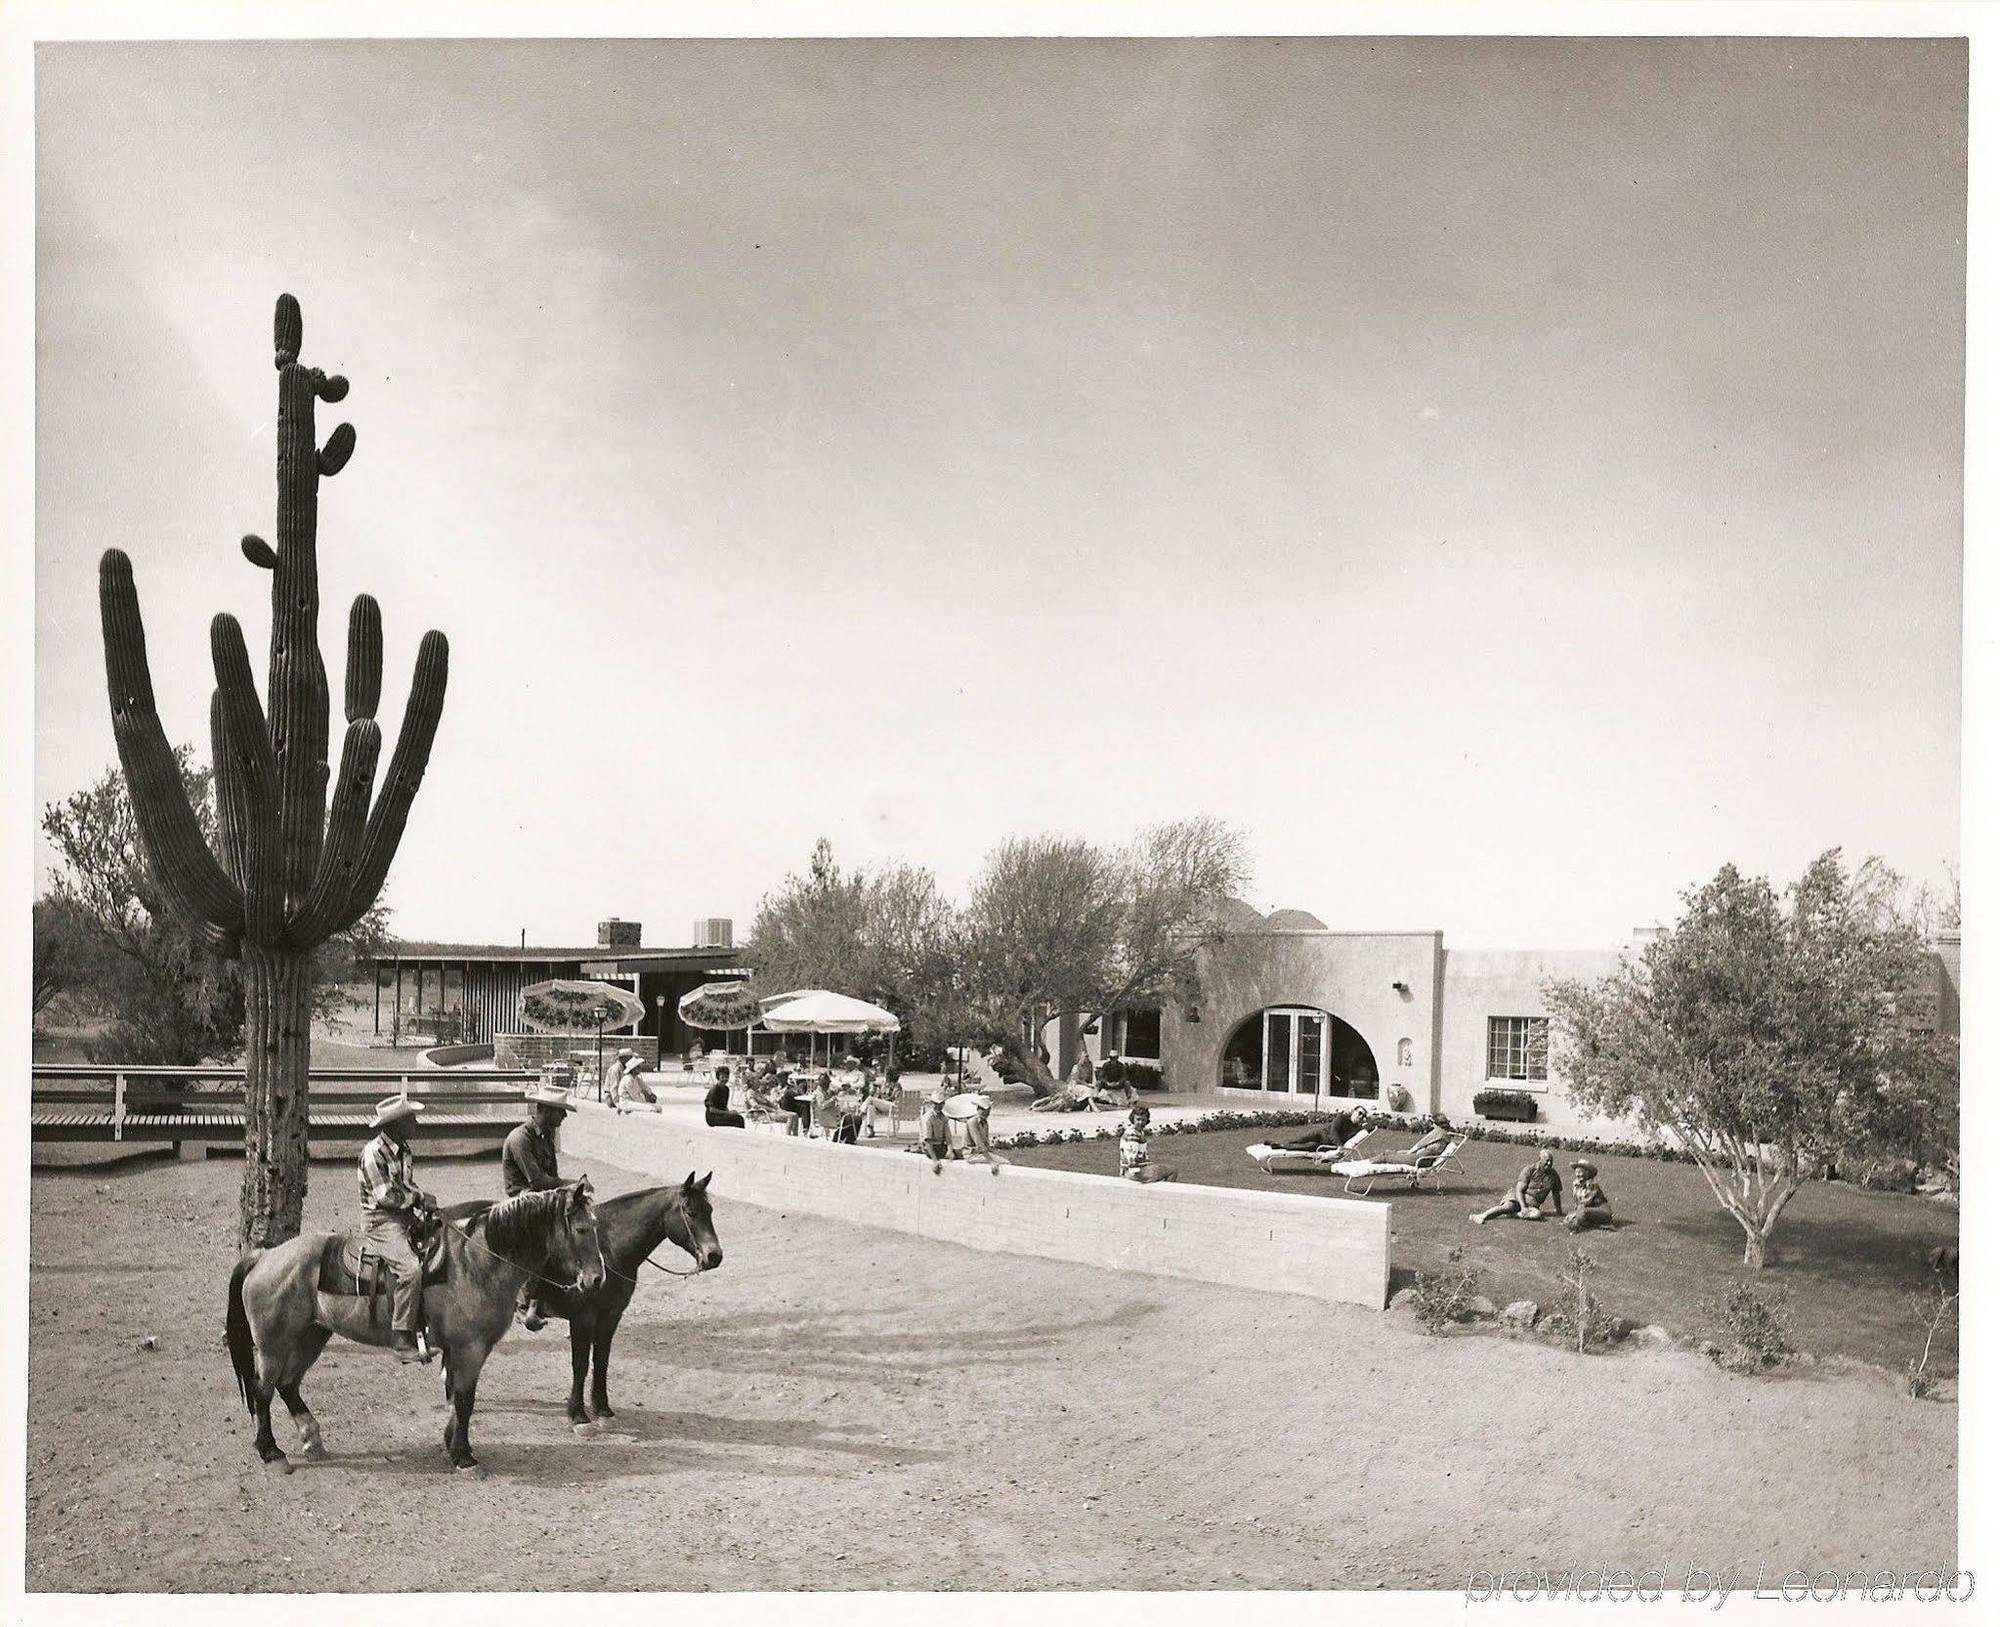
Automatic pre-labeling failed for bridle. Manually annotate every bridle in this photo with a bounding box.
[451,1195,607,1293]
[600,1193,714,1285]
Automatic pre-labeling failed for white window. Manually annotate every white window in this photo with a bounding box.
[1486,1016,1549,1082]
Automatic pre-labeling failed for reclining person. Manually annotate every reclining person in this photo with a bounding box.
[1563,1160,1612,1231]
[1275,1105,1373,1154]
[1471,1149,1565,1225]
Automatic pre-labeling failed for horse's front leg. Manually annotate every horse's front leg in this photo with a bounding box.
[589,1310,623,1420]
[443,1343,490,1477]
[567,1317,594,1431]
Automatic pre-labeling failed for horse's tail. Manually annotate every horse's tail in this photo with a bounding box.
[225,1252,261,1415]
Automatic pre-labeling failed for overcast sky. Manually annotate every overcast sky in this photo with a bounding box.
[34,37,1966,949]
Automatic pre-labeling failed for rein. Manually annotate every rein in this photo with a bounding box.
[453,1207,602,1293]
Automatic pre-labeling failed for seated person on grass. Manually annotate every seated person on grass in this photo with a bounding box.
[1563,1160,1612,1231]
[1119,1104,1179,1184]
[1470,1148,1564,1224]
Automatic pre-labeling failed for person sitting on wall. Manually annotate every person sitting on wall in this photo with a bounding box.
[1276,1105,1373,1154]
[704,1066,745,1129]
[910,1083,952,1170]
[1471,1148,1565,1225]
[1119,1103,1179,1184]
[1563,1160,1612,1231]
[609,1050,660,1113]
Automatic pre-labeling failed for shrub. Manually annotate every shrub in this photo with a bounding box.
[1124,1060,1164,1090]
[1541,1245,1614,1354]
[1702,1281,1795,1374]
[1905,1281,1958,1401]
[1409,1246,1484,1335]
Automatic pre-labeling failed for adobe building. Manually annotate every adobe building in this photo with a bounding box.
[1069,905,1962,1139]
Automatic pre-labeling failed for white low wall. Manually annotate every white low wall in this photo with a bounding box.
[564,1102,1389,1309]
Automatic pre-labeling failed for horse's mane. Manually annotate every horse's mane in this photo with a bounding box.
[477,1186,572,1258]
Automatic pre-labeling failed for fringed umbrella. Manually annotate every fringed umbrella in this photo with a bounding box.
[520,979,648,1099]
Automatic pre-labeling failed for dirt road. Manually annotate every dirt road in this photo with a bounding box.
[26,1153,1956,1591]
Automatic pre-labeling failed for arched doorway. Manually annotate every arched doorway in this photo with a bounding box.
[1219,1006,1380,1099]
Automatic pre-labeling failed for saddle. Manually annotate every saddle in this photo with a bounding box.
[316,1213,449,1309]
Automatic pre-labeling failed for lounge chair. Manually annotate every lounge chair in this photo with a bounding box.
[1337,1136,1467,1197]
[1245,1128,1370,1173]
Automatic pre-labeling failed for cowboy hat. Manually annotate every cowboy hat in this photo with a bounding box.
[370,1093,424,1129]
[526,1083,574,1111]
[616,1047,636,1061]
[1570,1159,1599,1178]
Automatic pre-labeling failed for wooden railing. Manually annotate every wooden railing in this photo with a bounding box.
[30,1064,543,1147]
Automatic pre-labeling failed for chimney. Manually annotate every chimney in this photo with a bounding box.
[596,917,642,948]
[693,917,734,949]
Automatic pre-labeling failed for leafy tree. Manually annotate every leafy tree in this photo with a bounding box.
[1547,851,1958,1268]
[748,839,961,1060]
[40,753,388,1064]
[962,817,1250,1090]
[32,895,97,1021]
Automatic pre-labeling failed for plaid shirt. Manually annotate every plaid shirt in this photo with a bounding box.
[359,1132,422,1214]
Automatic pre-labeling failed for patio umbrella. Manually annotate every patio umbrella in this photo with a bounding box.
[677,980,764,1055]
[760,990,902,1069]
[520,979,648,1099]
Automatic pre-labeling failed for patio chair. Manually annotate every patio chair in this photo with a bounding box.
[1338,1136,1467,1197]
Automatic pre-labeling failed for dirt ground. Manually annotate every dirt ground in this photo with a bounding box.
[27,1151,1957,1593]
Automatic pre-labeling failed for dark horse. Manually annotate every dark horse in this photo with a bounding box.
[445,1172,722,1430]
[225,1180,606,1476]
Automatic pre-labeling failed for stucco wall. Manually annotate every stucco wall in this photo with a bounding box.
[1437,947,1630,1135]
[562,1102,1390,1308]
[1162,931,1443,1111]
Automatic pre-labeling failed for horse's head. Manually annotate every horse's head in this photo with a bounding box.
[551,1176,606,1295]
[668,1171,724,1272]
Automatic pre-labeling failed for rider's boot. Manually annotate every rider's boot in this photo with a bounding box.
[391,1330,426,1364]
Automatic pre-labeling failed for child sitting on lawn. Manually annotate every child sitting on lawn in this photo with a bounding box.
[1470,1148,1564,1224]
[1120,1104,1179,1184]
[1563,1160,1612,1231]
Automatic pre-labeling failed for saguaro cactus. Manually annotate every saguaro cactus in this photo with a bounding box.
[100,294,449,1248]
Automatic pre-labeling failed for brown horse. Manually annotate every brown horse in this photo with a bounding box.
[225,1179,606,1476]
[446,1172,722,1431]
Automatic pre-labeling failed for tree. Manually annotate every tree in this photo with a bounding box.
[32,895,97,1022]
[748,839,961,1059]
[41,753,246,1064]
[961,817,1250,1090]
[1546,851,1957,1269]
[97,295,446,1247]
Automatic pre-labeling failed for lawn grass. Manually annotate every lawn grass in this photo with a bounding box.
[1006,1126,1959,1374]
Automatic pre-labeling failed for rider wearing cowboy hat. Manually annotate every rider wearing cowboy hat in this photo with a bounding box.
[502,1083,573,1330]
[358,1093,437,1363]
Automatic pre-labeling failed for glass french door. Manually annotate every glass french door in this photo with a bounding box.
[1263,1008,1329,1095]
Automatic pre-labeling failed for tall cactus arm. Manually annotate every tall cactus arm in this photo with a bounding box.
[210,612,282,943]
[331,629,448,936]
[268,294,338,914]
[98,549,244,936]
[210,691,247,889]
[289,718,383,944]
[345,595,383,722]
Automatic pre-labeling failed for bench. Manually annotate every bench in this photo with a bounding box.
[30,1065,543,1155]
